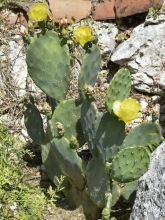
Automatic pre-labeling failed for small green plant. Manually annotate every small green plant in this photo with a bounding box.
[24,5,163,219]
[148,6,160,19]
[0,124,64,220]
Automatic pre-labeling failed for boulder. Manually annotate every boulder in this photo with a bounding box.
[130,142,165,220]
[111,14,165,93]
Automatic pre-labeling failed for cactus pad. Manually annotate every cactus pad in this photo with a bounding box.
[111,181,121,206]
[81,100,103,154]
[86,156,111,208]
[51,137,85,189]
[120,180,138,201]
[106,68,131,113]
[123,122,162,148]
[50,99,83,144]
[41,143,61,183]
[111,146,150,183]
[79,44,101,91]
[95,113,125,161]
[24,103,45,144]
[26,31,70,101]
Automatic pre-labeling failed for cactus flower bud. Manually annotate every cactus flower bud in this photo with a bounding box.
[113,98,141,124]
[70,135,78,149]
[102,208,110,220]
[56,122,65,137]
[73,26,94,47]
[28,3,49,22]
[83,84,95,101]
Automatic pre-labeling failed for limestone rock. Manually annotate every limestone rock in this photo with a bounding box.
[111,19,165,93]
[129,142,165,220]
[9,37,27,97]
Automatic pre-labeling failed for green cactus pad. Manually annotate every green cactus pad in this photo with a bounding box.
[81,101,125,159]
[86,156,111,208]
[50,99,84,144]
[26,31,70,101]
[79,44,101,90]
[105,145,122,163]
[51,137,85,189]
[123,122,162,149]
[82,190,102,220]
[111,146,150,183]
[41,143,61,183]
[81,100,103,154]
[111,181,121,207]
[106,68,131,113]
[95,113,125,161]
[120,180,138,201]
[24,103,45,144]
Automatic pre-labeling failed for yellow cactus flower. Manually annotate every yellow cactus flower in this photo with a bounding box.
[73,26,94,47]
[113,98,141,124]
[28,3,49,22]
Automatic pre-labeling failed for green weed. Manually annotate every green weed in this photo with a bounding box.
[0,124,64,220]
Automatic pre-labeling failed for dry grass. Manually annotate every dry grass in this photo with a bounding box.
[0,0,32,8]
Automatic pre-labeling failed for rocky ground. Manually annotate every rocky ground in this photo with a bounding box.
[1,1,165,220]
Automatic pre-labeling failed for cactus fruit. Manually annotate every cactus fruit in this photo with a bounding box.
[24,102,45,144]
[26,31,70,101]
[102,193,112,220]
[111,146,150,183]
[123,122,162,149]
[102,208,110,220]
[106,68,131,113]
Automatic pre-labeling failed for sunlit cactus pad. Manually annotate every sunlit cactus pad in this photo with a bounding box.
[26,31,70,101]
[111,146,150,183]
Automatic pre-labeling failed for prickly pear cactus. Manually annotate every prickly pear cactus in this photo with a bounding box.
[26,31,70,101]
[79,44,101,93]
[81,100,125,161]
[41,142,61,183]
[24,24,163,220]
[106,68,131,113]
[24,101,45,145]
[50,137,85,189]
[111,146,151,183]
[49,99,84,144]
[94,112,125,162]
[81,100,103,154]
[86,155,111,208]
[123,122,162,148]
[120,180,138,202]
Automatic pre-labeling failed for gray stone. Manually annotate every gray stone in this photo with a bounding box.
[129,142,165,220]
[111,19,165,93]
[9,39,27,96]
[140,99,148,112]
[92,21,118,56]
